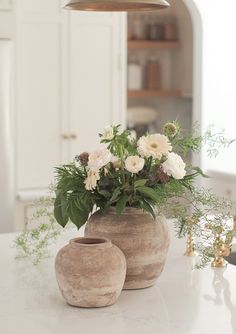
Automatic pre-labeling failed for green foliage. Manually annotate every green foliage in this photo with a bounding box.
[14,197,62,264]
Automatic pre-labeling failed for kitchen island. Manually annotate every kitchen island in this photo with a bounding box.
[0,226,235,334]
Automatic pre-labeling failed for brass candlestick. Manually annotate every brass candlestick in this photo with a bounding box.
[211,241,231,268]
[184,217,197,257]
[211,218,236,268]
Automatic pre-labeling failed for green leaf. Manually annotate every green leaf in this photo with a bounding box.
[192,166,210,178]
[110,188,121,203]
[68,201,88,230]
[116,195,129,215]
[54,194,69,227]
[137,186,160,203]
[98,190,111,199]
[140,200,156,219]
[134,179,148,188]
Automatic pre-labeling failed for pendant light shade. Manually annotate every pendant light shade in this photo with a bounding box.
[65,0,170,12]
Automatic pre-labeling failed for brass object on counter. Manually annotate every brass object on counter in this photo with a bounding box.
[211,218,236,268]
[184,217,197,257]
[211,242,231,268]
[64,0,170,12]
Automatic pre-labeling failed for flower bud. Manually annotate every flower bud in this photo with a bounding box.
[75,152,89,166]
[163,122,178,138]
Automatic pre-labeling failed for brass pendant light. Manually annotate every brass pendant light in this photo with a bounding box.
[65,0,170,12]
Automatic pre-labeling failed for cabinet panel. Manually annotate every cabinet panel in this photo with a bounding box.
[18,0,60,14]
[16,22,62,189]
[68,13,127,157]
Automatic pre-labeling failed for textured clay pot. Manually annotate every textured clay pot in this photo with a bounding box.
[85,208,170,290]
[55,237,126,308]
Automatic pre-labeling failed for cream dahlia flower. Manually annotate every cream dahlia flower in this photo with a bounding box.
[84,170,100,191]
[88,147,112,170]
[101,125,114,140]
[125,156,145,174]
[162,152,186,180]
[137,134,172,159]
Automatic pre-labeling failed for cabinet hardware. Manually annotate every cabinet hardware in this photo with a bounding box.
[70,133,77,139]
[62,133,70,140]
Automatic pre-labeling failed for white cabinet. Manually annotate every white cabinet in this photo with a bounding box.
[16,10,63,189]
[15,1,126,191]
[15,1,126,231]
[68,12,126,156]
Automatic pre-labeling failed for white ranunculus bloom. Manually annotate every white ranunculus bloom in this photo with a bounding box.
[125,156,145,174]
[84,170,100,191]
[137,134,172,160]
[101,125,114,140]
[162,152,186,180]
[88,147,112,170]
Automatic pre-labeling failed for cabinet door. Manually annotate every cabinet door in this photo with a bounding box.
[68,12,127,157]
[16,2,65,189]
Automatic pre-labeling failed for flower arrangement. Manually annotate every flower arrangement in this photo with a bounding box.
[15,122,236,266]
[53,123,209,229]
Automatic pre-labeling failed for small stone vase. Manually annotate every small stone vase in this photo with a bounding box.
[55,237,126,308]
[85,208,170,290]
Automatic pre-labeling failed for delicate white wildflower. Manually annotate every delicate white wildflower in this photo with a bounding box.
[128,130,137,143]
[137,134,172,159]
[162,152,186,180]
[101,125,114,140]
[125,156,145,174]
[84,170,100,191]
[88,147,112,170]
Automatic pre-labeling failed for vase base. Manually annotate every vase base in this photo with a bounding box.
[67,300,116,308]
[123,279,156,290]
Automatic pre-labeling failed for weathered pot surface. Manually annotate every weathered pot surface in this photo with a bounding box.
[55,237,126,308]
[85,207,170,290]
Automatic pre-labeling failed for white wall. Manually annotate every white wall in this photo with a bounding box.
[192,0,236,176]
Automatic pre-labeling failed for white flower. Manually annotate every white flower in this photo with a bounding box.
[101,126,114,140]
[128,130,137,143]
[125,156,145,174]
[84,170,100,191]
[162,152,186,180]
[88,147,112,171]
[137,134,172,159]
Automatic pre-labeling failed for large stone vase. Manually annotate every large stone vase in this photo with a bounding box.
[85,207,170,290]
[55,237,126,308]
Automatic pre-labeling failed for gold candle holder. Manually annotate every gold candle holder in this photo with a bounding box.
[184,217,197,257]
[211,220,235,268]
[211,242,231,268]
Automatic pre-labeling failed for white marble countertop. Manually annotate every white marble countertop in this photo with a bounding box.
[0,226,236,334]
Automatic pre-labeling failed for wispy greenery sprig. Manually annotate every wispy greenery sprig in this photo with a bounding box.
[202,124,235,158]
[169,122,234,158]
[14,197,62,264]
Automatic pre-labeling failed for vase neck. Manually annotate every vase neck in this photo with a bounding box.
[70,237,112,249]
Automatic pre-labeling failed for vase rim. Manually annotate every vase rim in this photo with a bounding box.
[104,207,145,215]
[70,237,112,249]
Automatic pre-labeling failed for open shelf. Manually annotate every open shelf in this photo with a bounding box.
[128,89,181,98]
[128,40,181,50]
